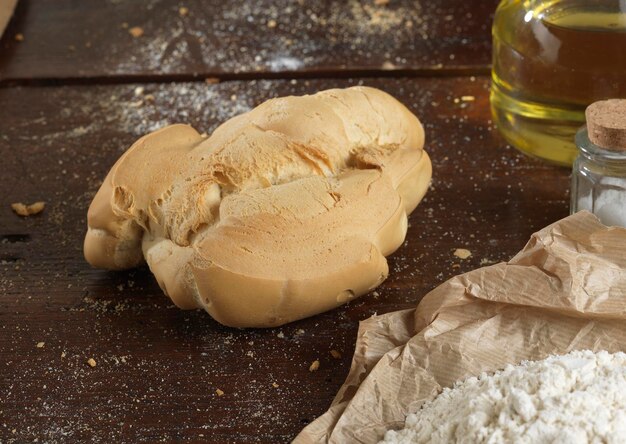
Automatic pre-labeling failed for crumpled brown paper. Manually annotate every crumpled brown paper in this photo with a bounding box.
[295,211,626,444]
[0,0,17,39]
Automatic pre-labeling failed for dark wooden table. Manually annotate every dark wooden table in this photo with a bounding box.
[0,1,570,442]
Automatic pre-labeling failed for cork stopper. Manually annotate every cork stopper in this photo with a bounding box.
[585,99,626,151]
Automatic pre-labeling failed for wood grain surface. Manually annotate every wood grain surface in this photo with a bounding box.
[0,76,570,443]
[0,0,497,83]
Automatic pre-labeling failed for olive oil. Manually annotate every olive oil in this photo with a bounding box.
[491,0,626,165]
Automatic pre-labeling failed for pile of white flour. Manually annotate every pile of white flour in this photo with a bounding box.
[380,350,626,444]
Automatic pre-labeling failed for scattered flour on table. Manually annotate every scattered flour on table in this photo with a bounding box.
[380,350,626,444]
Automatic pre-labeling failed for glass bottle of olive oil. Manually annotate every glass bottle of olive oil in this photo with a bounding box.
[491,0,626,166]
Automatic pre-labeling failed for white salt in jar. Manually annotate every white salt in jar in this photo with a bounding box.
[571,100,626,227]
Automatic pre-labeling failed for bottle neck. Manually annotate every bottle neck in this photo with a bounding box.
[576,127,626,166]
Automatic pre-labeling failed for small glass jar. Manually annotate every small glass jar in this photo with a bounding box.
[571,127,626,227]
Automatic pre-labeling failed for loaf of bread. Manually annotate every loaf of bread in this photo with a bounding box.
[84,86,431,327]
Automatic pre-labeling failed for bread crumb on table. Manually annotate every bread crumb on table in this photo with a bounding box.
[267,19,277,28]
[36,342,45,348]
[330,350,342,359]
[129,26,144,38]
[14,33,24,42]
[216,388,224,396]
[309,360,320,372]
[272,382,279,388]
[453,248,472,259]
[11,201,45,216]
[179,6,189,16]
[87,358,97,367]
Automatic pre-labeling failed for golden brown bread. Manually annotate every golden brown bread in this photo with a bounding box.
[84,86,432,327]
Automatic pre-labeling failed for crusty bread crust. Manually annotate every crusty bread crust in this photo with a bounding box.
[84,86,432,327]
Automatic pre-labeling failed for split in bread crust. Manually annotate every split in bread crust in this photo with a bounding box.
[84,86,432,327]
